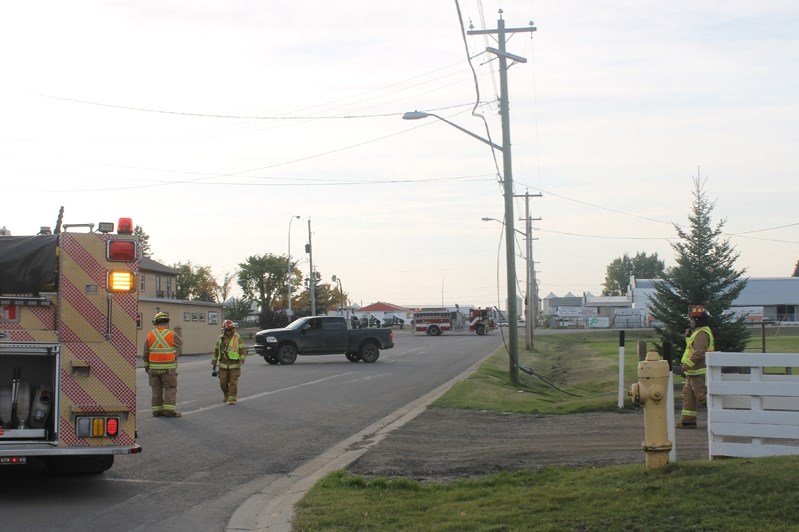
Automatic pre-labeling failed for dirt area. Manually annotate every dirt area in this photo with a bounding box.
[347,407,710,481]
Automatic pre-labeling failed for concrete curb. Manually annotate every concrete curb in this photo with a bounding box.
[225,356,486,531]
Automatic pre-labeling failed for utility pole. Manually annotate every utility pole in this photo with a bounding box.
[469,12,536,385]
[306,219,316,316]
[515,190,542,350]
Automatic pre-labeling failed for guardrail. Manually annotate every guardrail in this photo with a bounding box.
[706,352,799,459]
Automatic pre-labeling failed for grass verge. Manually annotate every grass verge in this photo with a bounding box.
[294,328,799,531]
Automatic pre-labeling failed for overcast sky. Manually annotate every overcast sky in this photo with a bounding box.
[1,1,797,310]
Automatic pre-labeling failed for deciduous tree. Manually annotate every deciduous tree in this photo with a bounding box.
[172,262,219,302]
[237,254,290,314]
[602,252,666,296]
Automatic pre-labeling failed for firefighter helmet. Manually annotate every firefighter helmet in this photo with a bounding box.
[222,319,235,331]
[152,312,170,324]
[689,305,710,318]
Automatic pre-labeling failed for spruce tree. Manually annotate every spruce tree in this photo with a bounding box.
[649,177,749,353]
[133,225,152,258]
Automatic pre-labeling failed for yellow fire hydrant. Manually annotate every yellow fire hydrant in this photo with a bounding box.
[628,351,672,469]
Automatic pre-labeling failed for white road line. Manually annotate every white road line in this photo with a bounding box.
[139,372,354,421]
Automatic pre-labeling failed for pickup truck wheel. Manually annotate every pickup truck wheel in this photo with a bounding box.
[264,354,279,365]
[277,344,298,365]
[475,323,486,335]
[345,352,361,362]
[359,343,380,363]
[428,325,441,336]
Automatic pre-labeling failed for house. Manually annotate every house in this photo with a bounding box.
[138,257,224,356]
[352,302,413,325]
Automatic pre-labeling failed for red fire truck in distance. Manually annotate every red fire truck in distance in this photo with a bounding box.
[412,307,496,336]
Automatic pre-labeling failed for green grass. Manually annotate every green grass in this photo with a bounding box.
[293,328,799,531]
[433,329,652,414]
[296,458,799,531]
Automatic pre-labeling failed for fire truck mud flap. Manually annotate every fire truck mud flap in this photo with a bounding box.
[46,454,114,475]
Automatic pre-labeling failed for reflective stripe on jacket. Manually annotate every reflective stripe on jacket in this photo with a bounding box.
[214,333,246,369]
[681,326,714,376]
[146,327,178,370]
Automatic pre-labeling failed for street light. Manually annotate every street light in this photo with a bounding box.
[482,217,524,236]
[331,275,347,319]
[287,215,300,316]
[402,112,502,151]
[403,104,521,384]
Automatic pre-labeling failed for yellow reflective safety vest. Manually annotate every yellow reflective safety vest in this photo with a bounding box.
[214,333,245,370]
[681,326,714,376]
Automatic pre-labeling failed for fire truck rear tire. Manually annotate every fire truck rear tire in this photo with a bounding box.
[277,344,298,365]
[428,325,441,336]
[46,455,114,475]
[475,323,486,335]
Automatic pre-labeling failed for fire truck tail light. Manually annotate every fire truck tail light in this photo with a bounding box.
[106,417,119,437]
[108,271,135,292]
[76,416,121,438]
[108,240,137,261]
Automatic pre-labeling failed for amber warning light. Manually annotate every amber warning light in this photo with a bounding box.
[108,271,135,293]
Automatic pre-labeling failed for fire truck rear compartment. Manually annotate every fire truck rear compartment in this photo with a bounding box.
[0,345,57,443]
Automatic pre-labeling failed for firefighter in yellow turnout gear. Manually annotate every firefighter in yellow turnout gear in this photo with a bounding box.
[213,320,247,405]
[143,312,183,418]
[678,305,715,428]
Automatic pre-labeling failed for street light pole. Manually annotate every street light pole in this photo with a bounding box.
[514,190,541,350]
[405,13,535,385]
[482,216,533,348]
[307,218,315,316]
[287,215,300,317]
[332,275,346,318]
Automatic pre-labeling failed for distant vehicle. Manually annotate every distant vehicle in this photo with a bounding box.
[382,315,405,328]
[413,307,496,336]
[254,316,395,364]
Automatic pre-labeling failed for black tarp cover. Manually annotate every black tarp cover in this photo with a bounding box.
[0,236,58,294]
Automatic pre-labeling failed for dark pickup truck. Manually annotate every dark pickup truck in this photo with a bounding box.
[254,316,395,365]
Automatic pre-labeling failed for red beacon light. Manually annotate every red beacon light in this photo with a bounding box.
[117,218,133,235]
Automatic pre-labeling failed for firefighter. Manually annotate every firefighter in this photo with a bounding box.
[677,305,715,428]
[212,320,247,405]
[143,312,183,418]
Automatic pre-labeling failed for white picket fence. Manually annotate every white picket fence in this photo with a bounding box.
[706,352,799,459]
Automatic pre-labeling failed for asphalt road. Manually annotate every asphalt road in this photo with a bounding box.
[0,329,501,531]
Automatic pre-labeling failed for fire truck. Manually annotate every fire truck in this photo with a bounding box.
[0,216,141,473]
[413,307,496,336]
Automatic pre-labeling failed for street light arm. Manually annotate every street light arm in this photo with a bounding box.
[482,216,525,237]
[402,111,503,152]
